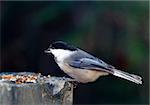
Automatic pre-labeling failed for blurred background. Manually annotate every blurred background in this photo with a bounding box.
[0,1,149,105]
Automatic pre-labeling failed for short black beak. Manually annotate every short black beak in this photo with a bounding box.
[44,48,51,53]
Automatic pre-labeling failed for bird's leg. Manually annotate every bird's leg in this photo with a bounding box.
[72,81,78,88]
[62,76,79,88]
[63,77,78,88]
[67,79,78,88]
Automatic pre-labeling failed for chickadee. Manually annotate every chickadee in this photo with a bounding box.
[45,41,142,84]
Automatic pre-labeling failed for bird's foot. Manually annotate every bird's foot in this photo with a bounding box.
[62,77,78,88]
[68,80,78,88]
[72,81,78,88]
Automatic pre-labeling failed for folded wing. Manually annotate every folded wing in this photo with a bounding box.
[67,57,114,74]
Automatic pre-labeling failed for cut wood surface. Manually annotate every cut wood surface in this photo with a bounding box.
[0,72,73,105]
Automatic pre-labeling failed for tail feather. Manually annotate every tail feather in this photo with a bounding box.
[113,69,142,84]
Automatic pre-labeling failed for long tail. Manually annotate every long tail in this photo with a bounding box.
[112,69,142,84]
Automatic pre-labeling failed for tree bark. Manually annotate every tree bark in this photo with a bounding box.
[0,72,73,105]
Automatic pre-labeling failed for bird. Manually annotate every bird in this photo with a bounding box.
[45,41,142,84]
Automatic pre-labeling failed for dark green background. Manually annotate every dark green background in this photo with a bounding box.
[1,1,149,105]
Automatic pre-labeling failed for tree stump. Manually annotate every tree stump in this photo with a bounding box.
[0,72,73,105]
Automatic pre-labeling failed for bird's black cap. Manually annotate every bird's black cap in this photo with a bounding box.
[50,41,77,51]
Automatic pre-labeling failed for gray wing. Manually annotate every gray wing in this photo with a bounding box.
[66,49,114,74]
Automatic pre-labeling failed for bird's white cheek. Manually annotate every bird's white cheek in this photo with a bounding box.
[51,49,73,61]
